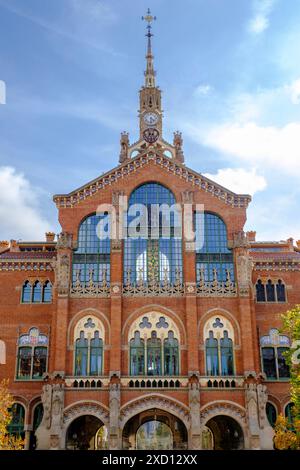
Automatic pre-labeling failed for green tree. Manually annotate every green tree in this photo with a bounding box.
[0,379,24,450]
[273,305,300,450]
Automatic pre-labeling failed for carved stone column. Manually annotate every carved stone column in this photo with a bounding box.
[52,232,72,373]
[109,378,121,450]
[188,375,202,449]
[35,375,65,450]
[244,376,274,450]
[232,231,258,373]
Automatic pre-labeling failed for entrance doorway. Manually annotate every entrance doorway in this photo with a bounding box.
[205,415,244,450]
[66,415,108,450]
[122,409,188,450]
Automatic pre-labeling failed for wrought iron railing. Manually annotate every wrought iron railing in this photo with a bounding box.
[196,268,237,297]
[122,268,184,296]
[70,268,110,297]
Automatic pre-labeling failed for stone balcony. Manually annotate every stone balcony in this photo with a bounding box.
[65,377,110,388]
[121,376,189,388]
[199,376,244,388]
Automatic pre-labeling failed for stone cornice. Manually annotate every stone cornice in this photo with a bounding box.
[254,261,300,271]
[53,150,251,209]
[0,260,55,272]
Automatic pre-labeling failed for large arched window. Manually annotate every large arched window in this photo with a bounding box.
[204,316,235,376]
[7,403,25,437]
[124,183,182,286]
[128,313,180,376]
[73,316,104,376]
[260,329,290,380]
[72,213,111,287]
[195,212,234,282]
[17,328,48,380]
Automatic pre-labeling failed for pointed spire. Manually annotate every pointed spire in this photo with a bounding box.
[142,8,156,88]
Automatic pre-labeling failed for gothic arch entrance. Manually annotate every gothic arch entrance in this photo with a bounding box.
[122,409,188,450]
[205,415,244,450]
[66,415,108,450]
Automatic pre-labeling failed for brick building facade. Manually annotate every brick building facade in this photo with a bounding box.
[0,11,299,450]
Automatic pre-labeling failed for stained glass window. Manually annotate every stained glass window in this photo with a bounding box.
[124,183,182,285]
[17,328,48,380]
[206,331,219,376]
[74,330,103,377]
[90,332,103,376]
[261,329,290,380]
[147,332,162,375]
[220,331,234,376]
[130,331,145,376]
[72,213,111,287]
[75,331,88,376]
[195,212,234,282]
[164,331,179,376]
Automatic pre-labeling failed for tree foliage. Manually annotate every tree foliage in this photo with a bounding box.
[0,379,24,450]
[273,304,300,450]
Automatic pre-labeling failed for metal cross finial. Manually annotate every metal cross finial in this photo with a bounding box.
[142,8,156,26]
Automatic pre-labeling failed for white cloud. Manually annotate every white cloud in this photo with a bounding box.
[0,166,52,240]
[203,121,300,175]
[203,168,267,196]
[248,0,275,35]
[194,84,213,97]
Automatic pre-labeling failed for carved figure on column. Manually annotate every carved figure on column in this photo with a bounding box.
[173,131,185,163]
[236,250,253,296]
[41,383,52,429]
[245,382,260,443]
[56,254,70,295]
[109,382,121,450]
[119,132,130,163]
[51,383,64,430]
[188,377,201,449]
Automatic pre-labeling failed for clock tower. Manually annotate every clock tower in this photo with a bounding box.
[119,9,184,164]
[139,9,163,142]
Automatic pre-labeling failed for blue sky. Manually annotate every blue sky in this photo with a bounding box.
[0,0,300,242]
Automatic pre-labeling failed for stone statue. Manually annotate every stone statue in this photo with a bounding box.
[51,383,64,430]
[245,383,260,436]
[236,252,252,292]
[56,232,72,249]
[41,383,52,429]
[173,131,185,163]
[119,132,130,163]
[57,254,70,295]
[257,383,268,428]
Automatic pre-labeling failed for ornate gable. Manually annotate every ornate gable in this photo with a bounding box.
[53,149,251,209]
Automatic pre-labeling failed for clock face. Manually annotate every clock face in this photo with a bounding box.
[143,112,159,126]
